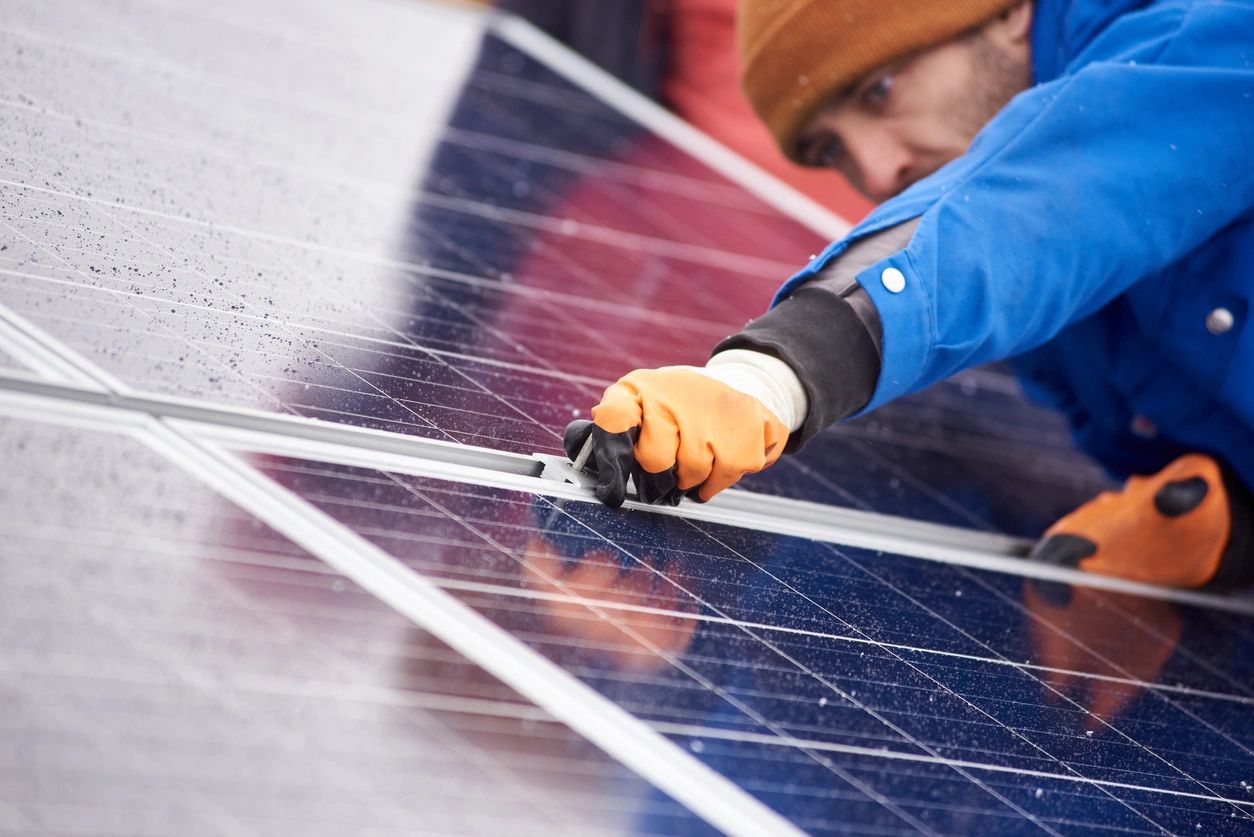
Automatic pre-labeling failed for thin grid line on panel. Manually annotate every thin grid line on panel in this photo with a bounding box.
[0,110,765,344]
[0,160,700,452]
[0,209,294,407]
[0,87,796,275]
[0,14,767,214]
[0,174,749,334]
[1095,598,1254,703]
[0,179,727,349]
[969,558,1254,707]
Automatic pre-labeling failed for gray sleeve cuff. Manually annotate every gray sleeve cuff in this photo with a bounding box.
[710,220,923,449]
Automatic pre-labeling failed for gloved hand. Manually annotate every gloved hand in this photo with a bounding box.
[564,365,792,508]
[1028,453,1251,588]
[564,420,686,508]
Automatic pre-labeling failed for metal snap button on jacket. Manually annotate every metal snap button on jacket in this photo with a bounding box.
[1205,307,1234,336]
[881,267,906,294]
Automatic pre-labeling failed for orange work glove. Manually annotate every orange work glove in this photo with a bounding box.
[1028,453,1251,588]
[571,367,790,507]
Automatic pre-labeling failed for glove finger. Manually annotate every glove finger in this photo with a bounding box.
[695,458,749,503]
[591,426,635,509]
[1027,534,1097,569]
[592,382,644,434]
[1153,476,1209,517]
[635,464,681,506]
[562,420,595,463]
[635,407,681,475]
[673,429,716,490]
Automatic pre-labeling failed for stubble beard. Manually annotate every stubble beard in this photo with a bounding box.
[957,31,1034,147]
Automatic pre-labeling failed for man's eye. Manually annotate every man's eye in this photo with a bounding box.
[864,75,894,106]
[805,137,842,168]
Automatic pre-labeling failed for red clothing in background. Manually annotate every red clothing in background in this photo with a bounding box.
[662,0,873,224]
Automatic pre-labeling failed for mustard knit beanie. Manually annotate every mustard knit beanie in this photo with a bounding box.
[739,0,1021,161]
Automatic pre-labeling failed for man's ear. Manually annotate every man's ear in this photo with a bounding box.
[985,1,1034,47]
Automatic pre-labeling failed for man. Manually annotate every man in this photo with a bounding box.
[566,0,1254,589]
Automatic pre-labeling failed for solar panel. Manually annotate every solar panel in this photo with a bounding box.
[2,0,1251,834]
[229,448,1254,834]
[0,413,707,836]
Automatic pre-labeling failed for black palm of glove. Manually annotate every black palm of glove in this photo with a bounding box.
[563,420,692,509]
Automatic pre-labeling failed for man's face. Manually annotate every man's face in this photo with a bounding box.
[795,13,1034,203]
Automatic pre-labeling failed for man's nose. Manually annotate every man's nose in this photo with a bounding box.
[844,129,917,203]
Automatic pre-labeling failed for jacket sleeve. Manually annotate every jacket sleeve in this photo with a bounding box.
[712,222,915,449]
[787,1,1254,417]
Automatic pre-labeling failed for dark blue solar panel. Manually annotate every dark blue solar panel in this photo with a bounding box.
[254,453,1254,834]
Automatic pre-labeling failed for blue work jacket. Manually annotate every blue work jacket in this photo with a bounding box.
[773,0,1254,488]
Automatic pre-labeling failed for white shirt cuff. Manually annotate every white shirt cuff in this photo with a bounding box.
[691,349,808,433]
